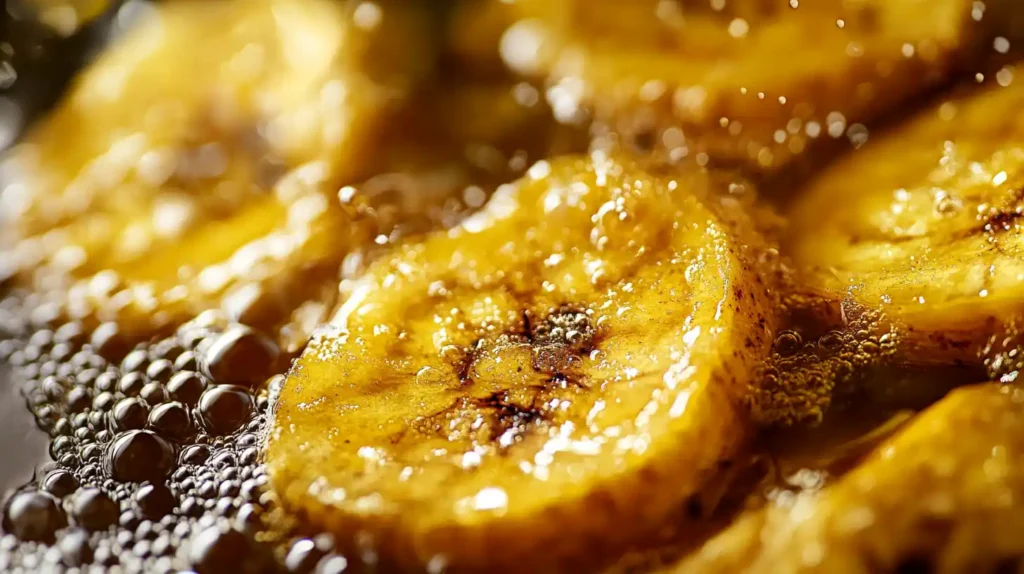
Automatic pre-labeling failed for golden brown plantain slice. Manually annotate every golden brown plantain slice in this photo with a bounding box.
[678,383,1024,573]
[785,68,1024,378]
[511,0,1011,172]
[5,0,430,237]
[0,0,433,339]
[267,154,779,571]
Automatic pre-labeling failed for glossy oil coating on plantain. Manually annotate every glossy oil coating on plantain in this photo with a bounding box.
[786,67,1024,376]
[511,0,1011,173]
[267,154,779,571]
[0,0,435,340]
[678,383,1024,573]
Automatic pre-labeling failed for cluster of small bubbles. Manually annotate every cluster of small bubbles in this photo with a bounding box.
[981,319,1024,384]
[0,308,291,572]
[530,306,596,350]
[755,294,900,426]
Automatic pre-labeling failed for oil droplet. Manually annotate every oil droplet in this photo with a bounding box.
[188,525,274,574]
[2,491,66,542]
[773,330,803,357]
[106,429,175,483]
[133,483,176,520]
[201,325,279,387]
[70,488,118,531]
[167,371,209,405]
[197,385,254,436]
[148,402,195,441]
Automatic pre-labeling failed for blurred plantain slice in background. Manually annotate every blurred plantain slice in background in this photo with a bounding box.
[677,383,1024,573]
[0,0,438,344]
[0,0,589,350]
[500,0,1024,176]
[784,66,1024,382]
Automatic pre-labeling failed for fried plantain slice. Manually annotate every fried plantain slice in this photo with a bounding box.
[785,68,1024,378]
[267,154,779,571]
[5,0,431,238]
[678,383,1024,573]
[510,0,1013,173]
[0,0,434,340]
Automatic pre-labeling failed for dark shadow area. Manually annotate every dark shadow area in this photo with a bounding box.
[0,0,131,151]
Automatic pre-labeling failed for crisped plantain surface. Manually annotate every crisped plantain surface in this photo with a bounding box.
[786,69,1024,373]
[514,0,1007,172]
[678,383,1024,573]
[267,154,779,571]
[0,0,433,338]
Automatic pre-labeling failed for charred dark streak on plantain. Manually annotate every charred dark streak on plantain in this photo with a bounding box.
[400,388,554,449]
[414,303,601,447]
[521,309,534,343]
[531,305,597,351]
[982,209,1024,233]
[474,390,549,447]
[454,348,474,387]
[530,305,599,389]
[532,347,584,384]
[544,373,588,391]
[484,304,600,382]
[951,187,1024,240]
[389,427,408,445]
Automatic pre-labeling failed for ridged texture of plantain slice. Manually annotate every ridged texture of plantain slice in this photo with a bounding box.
[785,68,1024,377]
[509,0,1012,173]
[677,383,1024,573]
[267,154,779,571]
[0,0,434,341]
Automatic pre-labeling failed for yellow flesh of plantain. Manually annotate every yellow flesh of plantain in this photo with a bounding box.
[678,383,1024,573]
[786,68,1024,373]
[267,154,779,571]
[0,0,433,338]
[512,0,1006,172]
